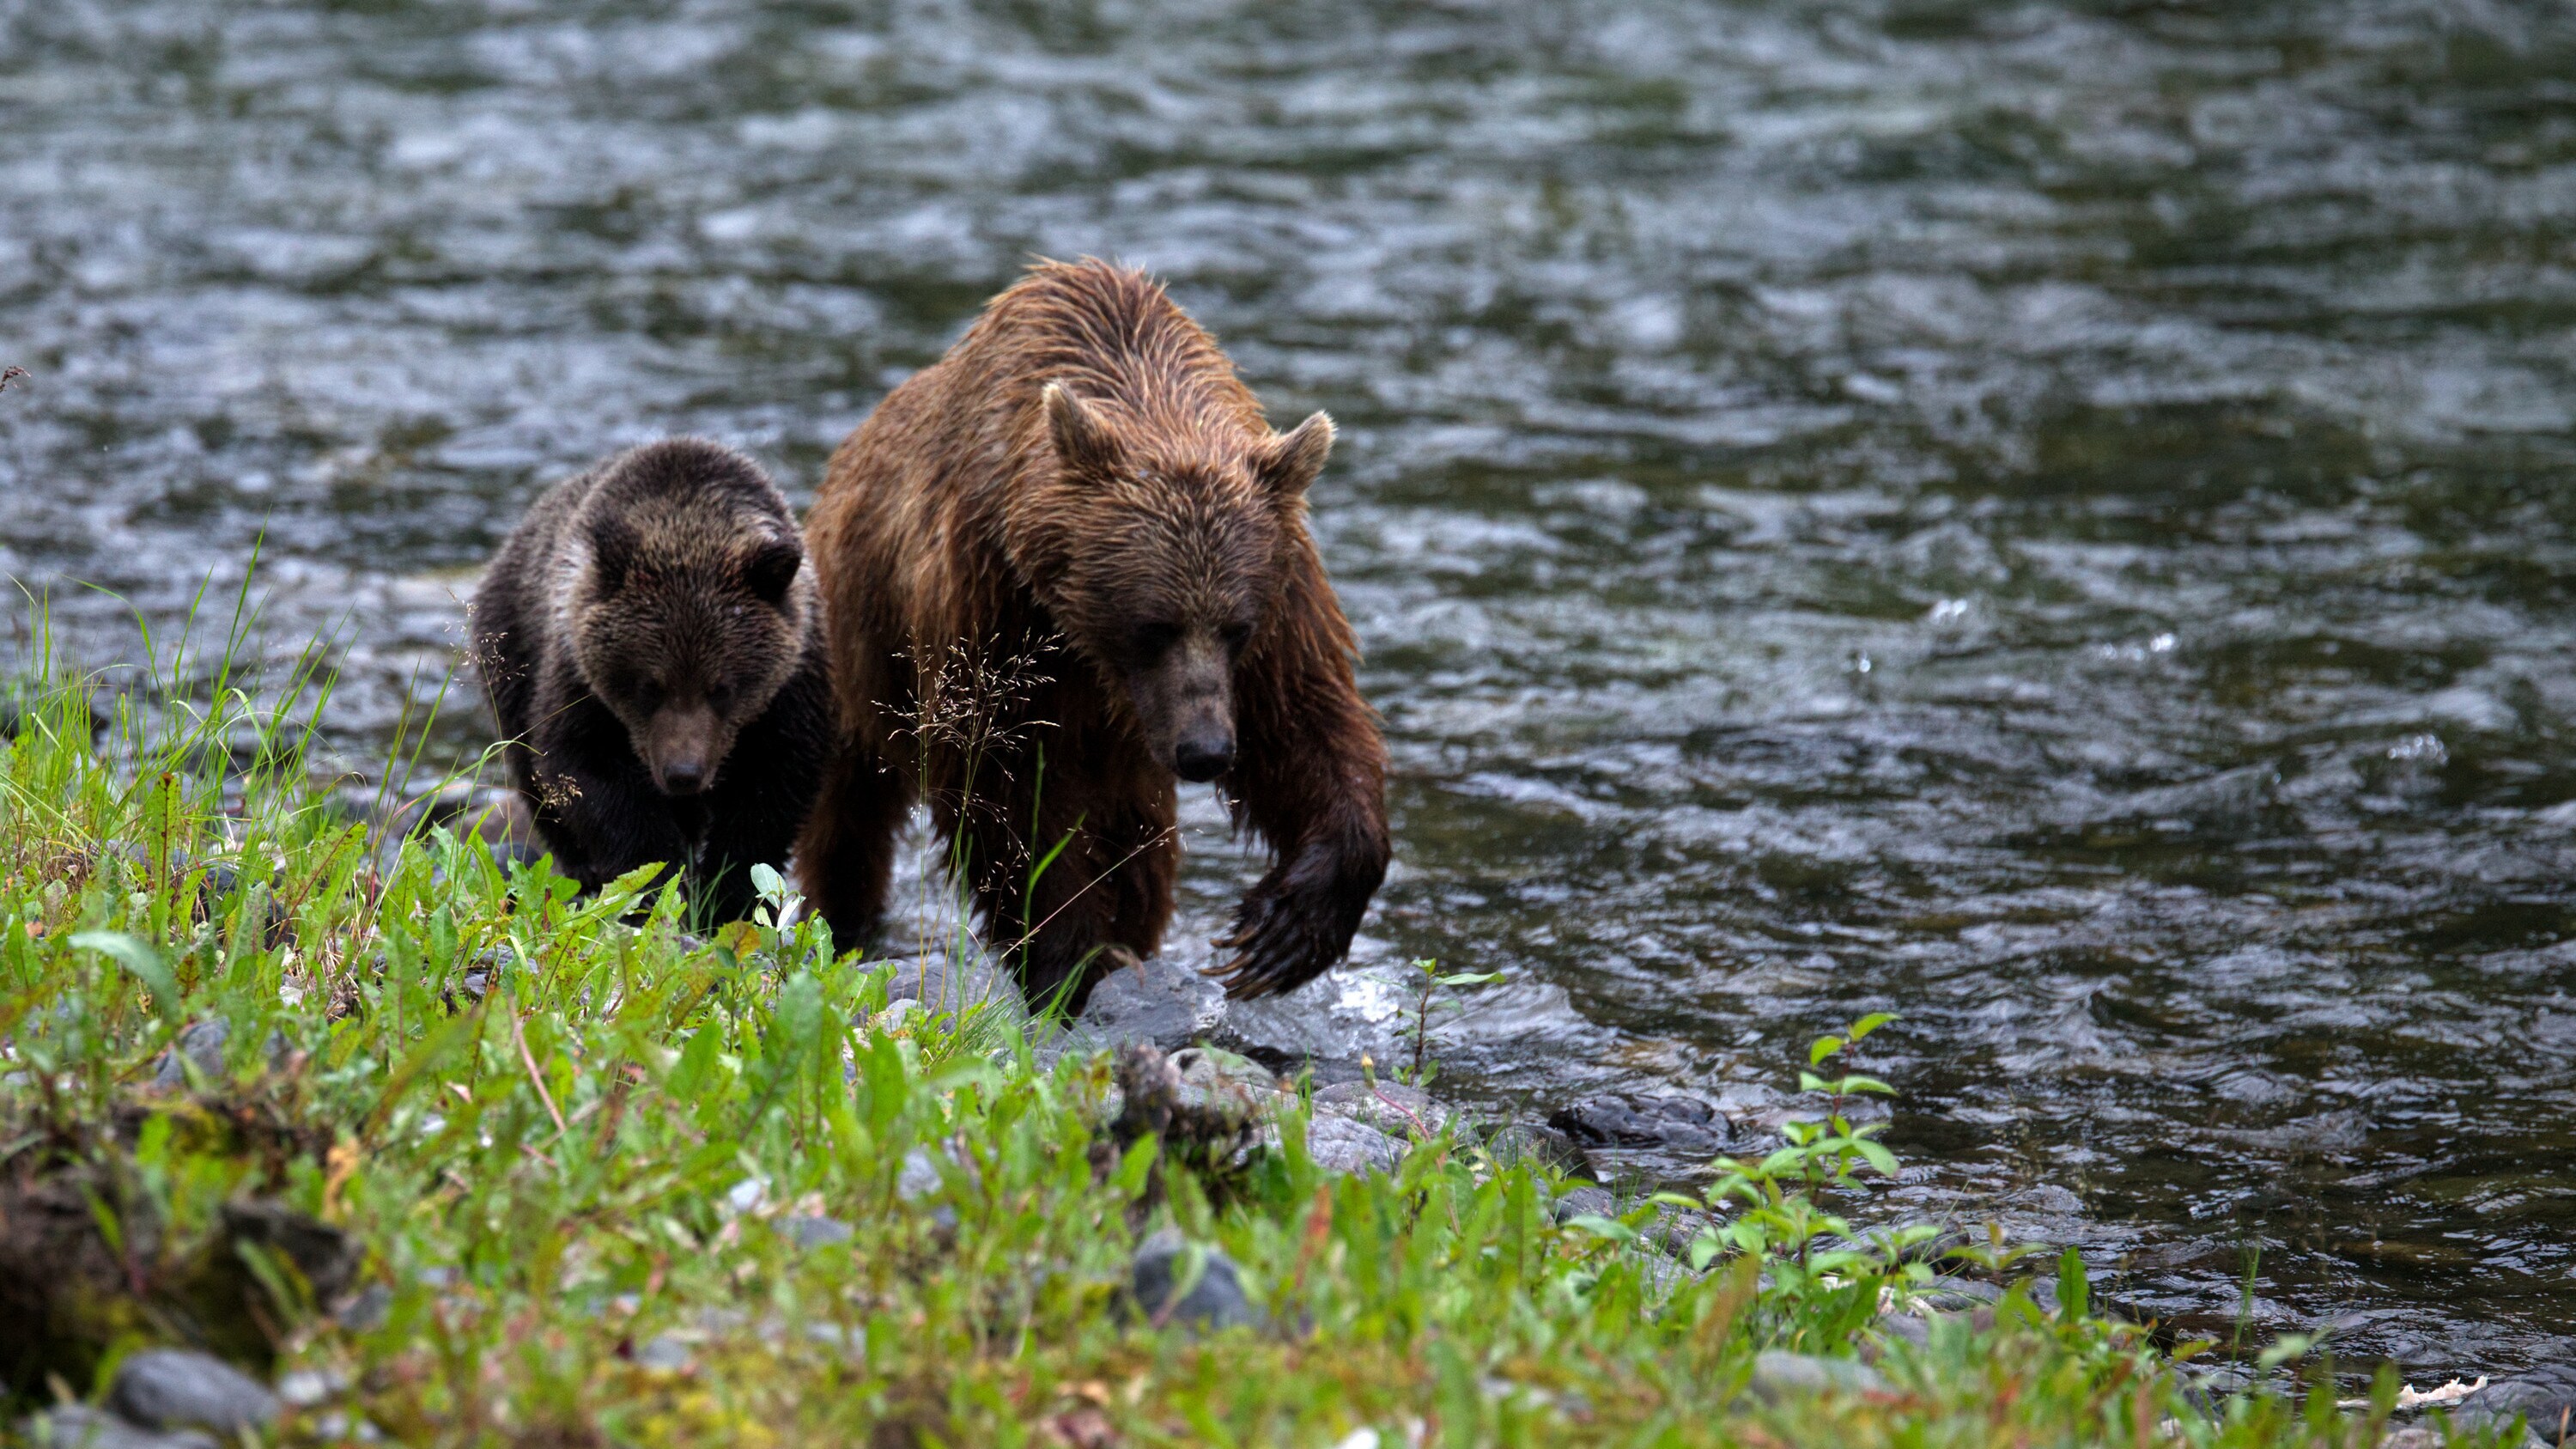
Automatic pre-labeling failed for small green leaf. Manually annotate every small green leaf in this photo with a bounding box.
[1847,1012,1899,1041]
[70,931,181,1027]
[1854,1139,1900,1177]
[1435,971,1504,987]
[1687,1232,1722,1271]
[1115,1135,1159,1198]
[1807,1035,1844,1067]
[1836,1074,1896,1096]
[750,862,785,898]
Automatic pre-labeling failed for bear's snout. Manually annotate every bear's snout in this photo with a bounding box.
[641,704,724,796]
[1174,729,1234,782]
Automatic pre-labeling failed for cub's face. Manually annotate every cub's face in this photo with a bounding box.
[1020,384,1334,783]
[568,522,807,797]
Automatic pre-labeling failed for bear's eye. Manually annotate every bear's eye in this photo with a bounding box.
[1219,620,1254,654]
[708,683,734,711]
[1129,621,1181,662]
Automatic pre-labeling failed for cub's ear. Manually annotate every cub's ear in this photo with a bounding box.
[1042,382,1121,478]
[743,533,803,605]
[588,515,642,596]
[1256,411,1335,496]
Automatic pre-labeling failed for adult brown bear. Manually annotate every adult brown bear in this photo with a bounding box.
[797,259,1388,1010]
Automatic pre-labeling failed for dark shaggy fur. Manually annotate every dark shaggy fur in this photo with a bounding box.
[472,439,833,922]
[797,259,1390,1008]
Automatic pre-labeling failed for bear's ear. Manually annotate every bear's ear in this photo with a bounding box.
[1256,411,1335,497]
[743,533,803,605]
[588,515,642,596]
[1042,382,1121,478]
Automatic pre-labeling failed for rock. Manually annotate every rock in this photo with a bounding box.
[151,1020,293,1088]
[2454,1367,2576,1446]
[1551,1184,1618,1224]
[876,953,1026,1021]
[1549,1093,1734,1157]
[1312,1080,1453,1139]
[1171,1047,1281,1108]
[1480,1121,1594,1178]
[21,1406,216,1449]
[1111,1044,1258,1175]
[109,1349,281,1435]
[1743,1349,1890,1404]
[1303,1113,1406,1176]
[1645,1206,1716,1259]
[1066,953,1224,1053]
[777,1215,854,1249]
[1130,1230,1264,1332]
[896,1146,946,1202]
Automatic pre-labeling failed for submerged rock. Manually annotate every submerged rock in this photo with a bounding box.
[1130,1230,1264,1332]
[1481,1121,1594,1179]
[2452,1367,2576,1446]
[1548,1093,1733,1157]
[109,1349,280,1435]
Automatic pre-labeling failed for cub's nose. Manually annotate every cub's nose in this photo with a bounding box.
[660,759,708,795]
[1173,734,1234,782]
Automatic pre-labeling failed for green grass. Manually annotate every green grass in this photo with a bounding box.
[0,623,2516,1449]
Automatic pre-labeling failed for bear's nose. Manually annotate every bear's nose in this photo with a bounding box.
[1173,733,1234,782]
[661,759,708,795]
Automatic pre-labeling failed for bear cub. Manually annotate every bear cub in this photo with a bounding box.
[472,438,832,922]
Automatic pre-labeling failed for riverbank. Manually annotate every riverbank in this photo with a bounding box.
[0,673,2532,1448]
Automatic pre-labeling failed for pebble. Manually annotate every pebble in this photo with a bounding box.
[1130,1229,1265,1332]
[776,1215,854,1248]
[108,1349,281,1435]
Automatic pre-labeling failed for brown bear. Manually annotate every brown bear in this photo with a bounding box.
[471,438,833,922]
[797,258,1389,1009]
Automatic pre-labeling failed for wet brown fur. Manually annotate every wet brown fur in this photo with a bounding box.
[798,259,1388,1008]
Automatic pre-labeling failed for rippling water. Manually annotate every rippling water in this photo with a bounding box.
[9,0,2576,1379]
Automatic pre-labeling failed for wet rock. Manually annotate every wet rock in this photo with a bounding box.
[1744,1349,1890,1404]
[2454,1367,2576,1446]
[109,1349,280,1435]
[1304,1113,1405,1176]
[1481,1121,1594,1179]
[876,952,1025,1021]
[1171,1046,1281,1109]
[2049,765,2282,843]
[21,1405,216,1449]
[1130,1230,1264,1332]
[1111,1044,1258,1174]
[895,1147,961,1237]
[1549,1093,1732,1157]
[1645,1205,1716,1259]
[1551,1184,1618,1224]
[151,1020,293,1088]
[1312,1080,1453,1139]
[1066,953,1224,1054]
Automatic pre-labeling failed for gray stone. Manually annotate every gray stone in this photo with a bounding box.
[1744,1349,1890,1404]
[1171,1046,1281,1104]
[2453,1366,2576,1446]
[1551,1184,1617,1224]
[108,1349,280,1435]
[876,953,1025,1021]
[1549,1093,1734,1157]
[896,1146,945,1202]
[1131,1229,1264,1332]
[151,1020,230,1087]
[1646,1206,1716,1259]
[21,1406,216,1449]
[777,1215,854,1248]
[1303,1113,1405,1176]
[1312,1080,1453,1138]
[1481,1121,1592,1178]
[1064,953,1224,1053]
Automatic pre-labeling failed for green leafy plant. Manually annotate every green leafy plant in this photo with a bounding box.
[1395,957,1504,1085]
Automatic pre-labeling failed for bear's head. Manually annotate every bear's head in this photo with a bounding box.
[558,443,812,797]
[1012,382,1334,783]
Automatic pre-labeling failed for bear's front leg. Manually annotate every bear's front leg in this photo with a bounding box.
[525,752,693,899]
